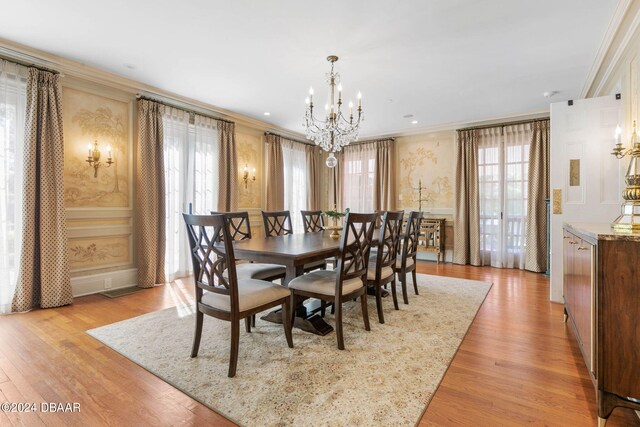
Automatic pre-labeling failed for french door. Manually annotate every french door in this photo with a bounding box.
[478,124,530,269]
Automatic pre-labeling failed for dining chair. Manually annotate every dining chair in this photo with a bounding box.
[211,211,286,282]
[367,211,404,323]
[301,210,324,233]
[394,210,423,304]
[183,213,293,377]
[288,212,376,350]
[261,210,294,237]
[263,210,326,272]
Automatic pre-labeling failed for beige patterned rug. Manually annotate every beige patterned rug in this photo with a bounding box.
[87,274,491,426]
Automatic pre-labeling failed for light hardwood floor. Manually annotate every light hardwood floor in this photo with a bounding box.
[0,263,638,426]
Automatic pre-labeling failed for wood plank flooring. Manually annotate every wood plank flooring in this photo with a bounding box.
[0,263,638,426]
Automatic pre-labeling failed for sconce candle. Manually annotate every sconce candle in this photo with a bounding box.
[242,163,256,189]
[85,140,114,178]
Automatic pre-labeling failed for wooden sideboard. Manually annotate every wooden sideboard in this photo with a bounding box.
[563,223,640,426]
[418,218,446,264]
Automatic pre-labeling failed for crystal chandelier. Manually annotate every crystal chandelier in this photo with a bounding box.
[303,55,363,168]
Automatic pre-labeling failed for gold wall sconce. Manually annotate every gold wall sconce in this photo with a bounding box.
[610,121,640,230]
[86,140,114,178]
[242,164,256,189]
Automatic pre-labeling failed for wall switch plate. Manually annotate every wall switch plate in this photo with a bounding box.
[104,278,112,289]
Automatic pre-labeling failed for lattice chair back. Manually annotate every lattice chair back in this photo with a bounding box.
[301,210,324,233]
[335,212,377,293]
[401,211,424,262]
[211,211,253,241]
[183,213,240,312]
[374,211,404,272]
[262,210,293,236]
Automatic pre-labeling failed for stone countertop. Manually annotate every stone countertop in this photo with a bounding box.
[563,222,640,242]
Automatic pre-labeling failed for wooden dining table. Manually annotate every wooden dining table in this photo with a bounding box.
[231,230,344,335]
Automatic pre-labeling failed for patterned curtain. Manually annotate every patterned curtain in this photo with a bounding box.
[217,120,238,212]
[11,68,72,311]
[306,144,321,211]
[453,129,481,266]
[374,139,395,211]
[135,99,166,288]
[525,120,550,272]
[327,151,341,211]
[265,133,284,210]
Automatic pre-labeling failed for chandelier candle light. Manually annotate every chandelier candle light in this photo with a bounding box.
[610,120,640,230]
[304,55,363,168]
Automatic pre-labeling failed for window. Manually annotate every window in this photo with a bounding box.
[478,124,530,269]
[341,143,376,212]
[282,140,308,233]
[163,109,219,281]
[0,60,27,313]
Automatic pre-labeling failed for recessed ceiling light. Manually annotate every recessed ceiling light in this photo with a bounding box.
[264,112,271,116]
[403,114,414,119]
[411,120,418,124]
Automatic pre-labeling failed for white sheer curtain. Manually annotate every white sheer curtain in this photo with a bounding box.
[478,124,530,268]
[163,107,190,282]
[341,143,376,212]
[0,60,27,313]
[192,115,219,214]
[282,139,308,233]
[163,109,220,281]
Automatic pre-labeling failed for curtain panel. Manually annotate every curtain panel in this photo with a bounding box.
[306,144,322,211]
[374,139,395,211]
[265,133,284,211]
[0,59,27,313]
[217,120,238,212]
[282,139,309,232]
[12,67,72,311]
[524,120,550,272]
[453,129,481,266]
[341,142,377,212]
[135,99,166,288]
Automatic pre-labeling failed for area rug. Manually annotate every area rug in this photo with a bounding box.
[87,274,491,426]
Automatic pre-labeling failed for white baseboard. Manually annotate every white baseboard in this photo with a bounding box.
[71,268,138,297]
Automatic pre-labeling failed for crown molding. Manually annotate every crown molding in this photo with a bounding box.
[364,110,550,139]
[580,0,633,98]
[0,37,307,138]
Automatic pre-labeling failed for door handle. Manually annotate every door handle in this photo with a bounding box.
[577,247,589,251]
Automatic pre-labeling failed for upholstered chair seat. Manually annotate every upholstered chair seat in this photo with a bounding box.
[224,263,287,281]
[202,279,291,312]
[288,270,363,296]
[367,257,395,281]
[395,257,414,269]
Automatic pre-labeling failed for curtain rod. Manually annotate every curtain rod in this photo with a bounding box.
[457,117,549,132]
[264,131,315,146]
[264,132,395,147]
[0,53,61,75]
[136,94,234,125]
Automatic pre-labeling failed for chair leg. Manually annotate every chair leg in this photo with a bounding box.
[375,285,385,324]
[282,300,294,348]
[320,300,326,317]
[290,293,297,330]
[412,269,419,295]
[331,302,335,315]
[251,314,256,327]
[244,317,251,333]
[335,298,345,350]
[390,279,399,310]
[191,311,204,358]
[228,320,240,378]
[361,292,371,330]
[400,272,409,305]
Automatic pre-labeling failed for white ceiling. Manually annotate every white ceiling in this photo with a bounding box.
[0,0,619,137]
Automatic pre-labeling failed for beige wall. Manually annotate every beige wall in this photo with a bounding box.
[61,77,136,281]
